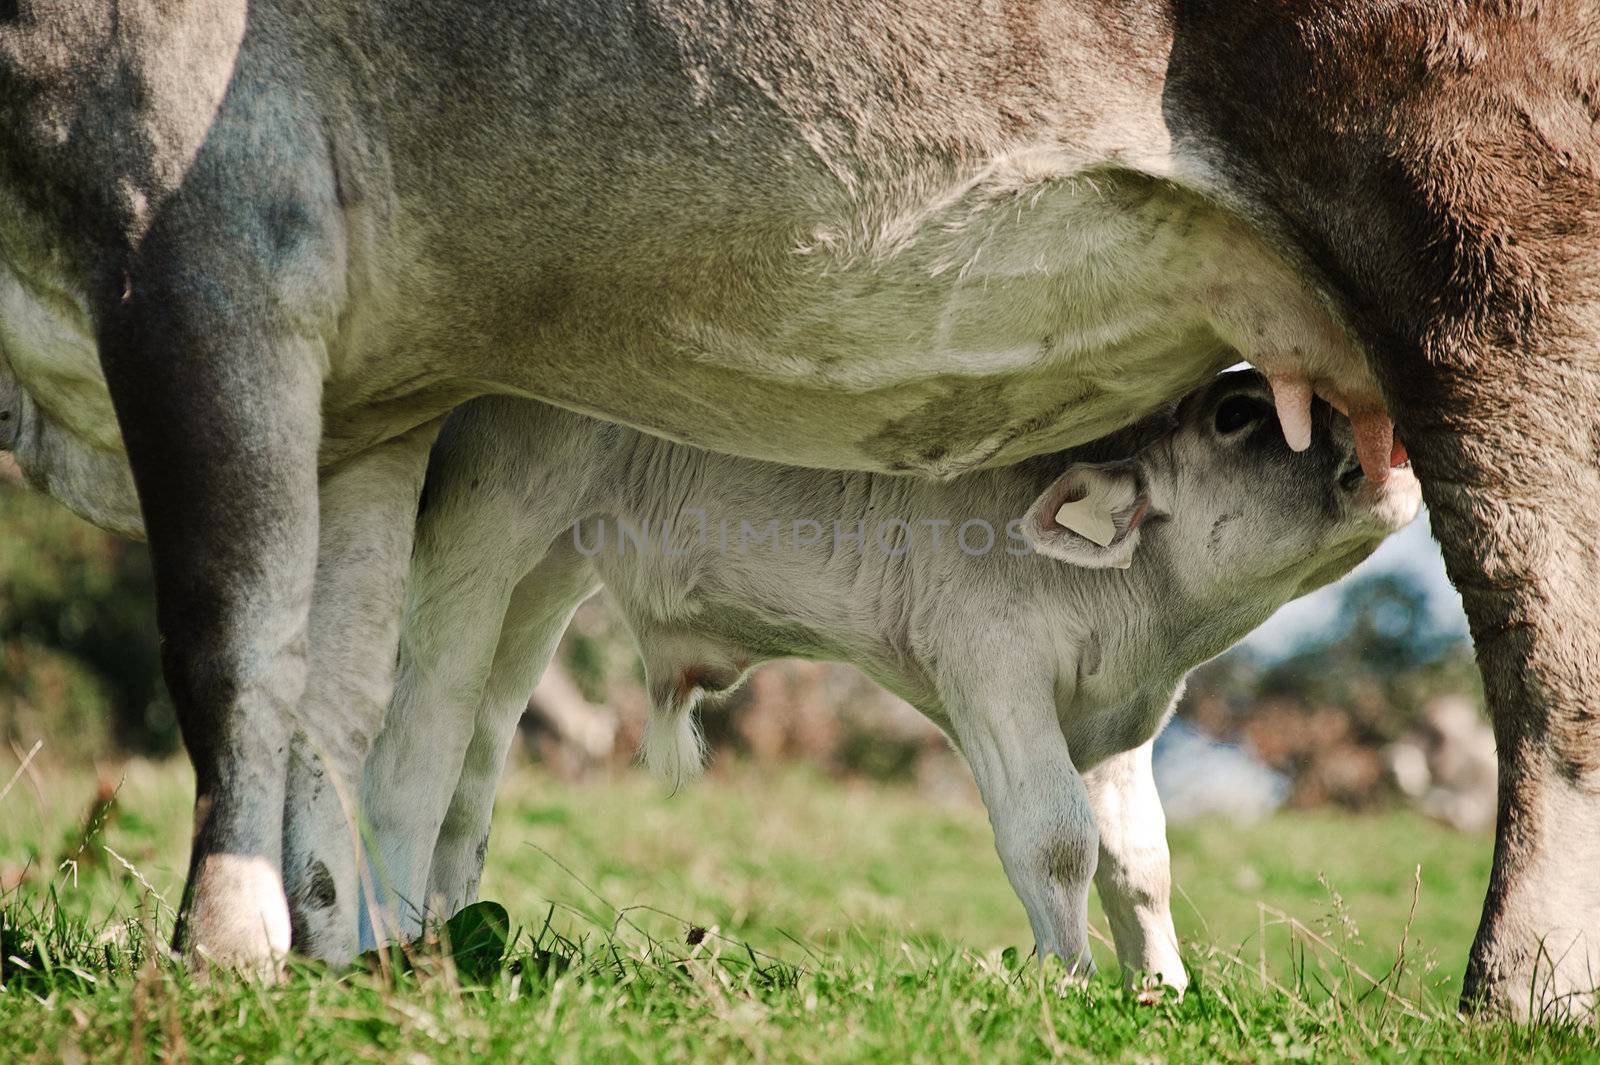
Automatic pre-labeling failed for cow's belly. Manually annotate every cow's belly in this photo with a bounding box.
[2,158,1358,494]
[515,319,1230,478]
[366,162,1361,476]
[0,260,117,454]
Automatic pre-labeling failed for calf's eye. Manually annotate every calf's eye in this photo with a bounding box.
[1214,395,1271,435]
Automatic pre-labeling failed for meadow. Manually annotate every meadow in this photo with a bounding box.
[2,755,1596,1063]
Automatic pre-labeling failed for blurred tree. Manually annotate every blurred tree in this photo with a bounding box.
[1256,571,1480,741]
[0,467,175,757]
[1178,568,1484,809]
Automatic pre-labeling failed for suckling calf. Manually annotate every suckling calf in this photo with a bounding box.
[361,370,1419,990]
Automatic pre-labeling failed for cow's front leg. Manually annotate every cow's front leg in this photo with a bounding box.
[1082,739,1186,995]
[98,258,325,973]
[281,419,441,961]
[945,676,1097,976]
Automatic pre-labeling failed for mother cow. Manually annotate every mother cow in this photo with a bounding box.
[0,0,1594,1015]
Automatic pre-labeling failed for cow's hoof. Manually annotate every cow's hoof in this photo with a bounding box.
[179,854,291,980]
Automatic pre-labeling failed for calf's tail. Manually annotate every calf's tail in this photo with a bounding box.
[641,681,708,790]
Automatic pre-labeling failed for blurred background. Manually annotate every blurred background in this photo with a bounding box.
[0,450,1494,834]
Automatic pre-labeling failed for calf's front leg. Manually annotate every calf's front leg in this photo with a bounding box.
[944,676,1097,975]
[1083,739,1187,995]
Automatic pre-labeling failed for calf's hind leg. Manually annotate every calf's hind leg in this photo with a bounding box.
[360,433,596,946]
[426,551,599,921]
[359,481,535,945]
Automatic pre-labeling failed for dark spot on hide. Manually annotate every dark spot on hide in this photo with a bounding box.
[263,198,316,258]
[1551,703,1600,782]
[475,835,489,870]
[859,380,1011,472]
[0,1,16,23]
[1207,510,1240,555]
[1077,633,1103,681]
[289,859,338,949]
[301,859,337,910]
[1041,836,1092,885]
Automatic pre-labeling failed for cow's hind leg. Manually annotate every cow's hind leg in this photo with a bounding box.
[1379,321,1600,1018]
[281,419,442,961]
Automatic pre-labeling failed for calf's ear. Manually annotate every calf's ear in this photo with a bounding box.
[1021,461,1151,570]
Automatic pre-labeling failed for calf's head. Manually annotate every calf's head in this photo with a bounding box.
[1024,369,1421,608]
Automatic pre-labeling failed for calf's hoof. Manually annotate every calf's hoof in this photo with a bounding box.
[1127,964,1188,1003]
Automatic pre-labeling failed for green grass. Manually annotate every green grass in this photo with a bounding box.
[1,757,1595,1062]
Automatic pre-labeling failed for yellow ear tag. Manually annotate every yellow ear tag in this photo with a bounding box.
[1054,482,1117,548]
